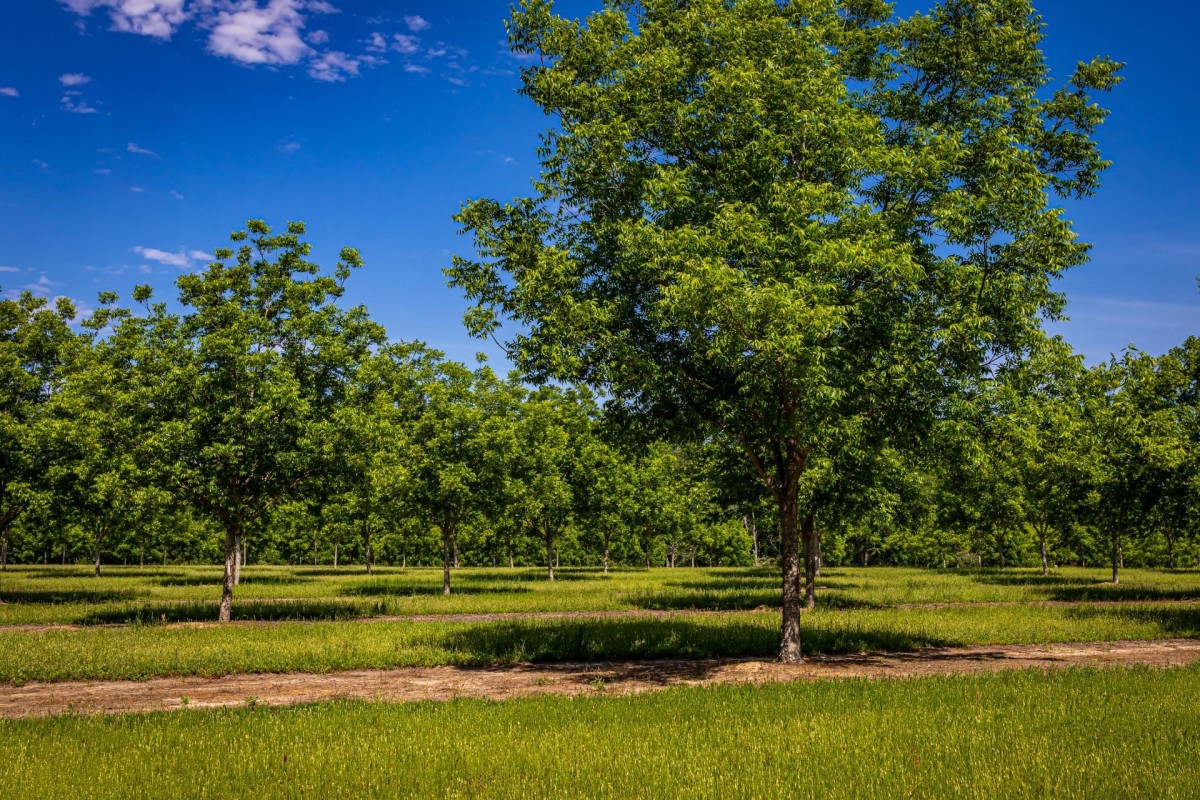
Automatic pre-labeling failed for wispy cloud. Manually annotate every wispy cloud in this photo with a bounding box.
[94,168,112,175]
[0,266,20,273]
[0,87,18,97]
[60,1,460,85]
[134,246,211,268]
[278,139,301,154]
[21,275,61,296]
[170,190,184,200]
[127,142,158,156]
[63,0,188,39]
[61,94,100,114]
[129,186,145,192]
[60,72,91,86]
[31,159,50,170]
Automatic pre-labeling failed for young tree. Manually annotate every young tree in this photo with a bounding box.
[147,220,385,621]
[449,0,1120,660]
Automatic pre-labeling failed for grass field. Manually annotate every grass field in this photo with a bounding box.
[1,565,1199,683]
[3,665,1198,799]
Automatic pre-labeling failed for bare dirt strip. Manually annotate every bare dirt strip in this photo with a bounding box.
[5,599,1200,634]
[2,639,1198,719]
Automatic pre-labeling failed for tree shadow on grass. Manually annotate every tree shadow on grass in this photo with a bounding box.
[1065,603,1200,637]
[440,617,961,664]
[80,598,387,625]
[620,589,780,611]
[1049,585,1200,603]
[457,570,615,583]
[0,588,142,604]
[340,583,532,598]
[156,574,311,587]
[963,572,1098,589]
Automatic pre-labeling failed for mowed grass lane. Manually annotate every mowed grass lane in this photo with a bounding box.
[2,666,1198,799]
[2,565,1200,626]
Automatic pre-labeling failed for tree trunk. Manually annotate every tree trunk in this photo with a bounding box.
[0,536,7,572]
[801,512,817,611]
[603,537,611,574]
[1112,530,1121,584]
[453,534,460,570]
[61,543,67,565]
[814,529,822,578]
[508,546,514,569]
[363,526,373,576]
[93,523,106,578]
[219,524,239,623]
[233,534,242,586]
[442,524,453,595]
[333,542,339,569]
[1168,534,1177,570]
[746,512,759,566]
[546,532,555,581]
[779,491,802,663]
[139,542,145,568]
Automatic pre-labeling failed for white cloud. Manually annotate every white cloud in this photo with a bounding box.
[307,50,359,82]
[0,266,20,273]
[60,72,91,86]
[21,275,60,296]
[278,139,301,154]
[61,94,99,114]
[305,28,328,45]
[134,246,214,268]
[208,0,312,66]
[63,0,189,40]
[94,168,112,175]
[0,87,18,97]
[31,159,50,169]
[170,190,185,199]
[366,31,387,52]
[134,246,190,267]
[392,33,419,55]
[403,15,428,32]
[129,186,145,192]
[127,142,158,156]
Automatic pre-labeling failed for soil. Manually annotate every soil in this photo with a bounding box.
[2,638,1198,719]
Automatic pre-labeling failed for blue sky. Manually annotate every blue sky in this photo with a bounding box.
[1,0,1196,366]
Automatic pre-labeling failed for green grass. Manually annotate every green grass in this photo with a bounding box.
[4,601,1200,684]
[2,665,1199,799]
[3,564,1200,625]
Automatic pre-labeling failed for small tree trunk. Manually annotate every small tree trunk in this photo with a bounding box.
[219,525,239,623]
[93,524,106,578]
[508,546,514,569]
[690,549,696,568]
[1040,526,1049,576]
[801,512,817,610]
[233,534,242,586]
[0,536,7,572]
[1168,535,1177,570]
[1111,530,1121,585]
[363,526,373,576]
[746,512,759,566]
[333,542,339,569]
[442,524,453,595]
[546,532,555,581]
[61,543,67,565]
[139,542,145,568]
[603,537,611,574]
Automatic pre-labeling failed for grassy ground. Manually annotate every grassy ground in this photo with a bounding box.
[2,564,1199,625]
[3,600,1200,683]
[2,665,1198,799]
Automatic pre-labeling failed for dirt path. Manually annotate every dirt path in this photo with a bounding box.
[5,598,1200,634]
[2,639,1198,719]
